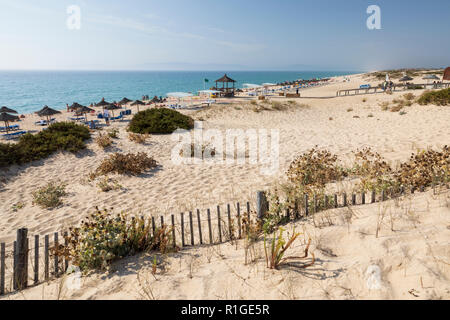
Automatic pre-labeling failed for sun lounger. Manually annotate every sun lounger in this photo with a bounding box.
[0,124,20,132]
[1,130,27,140]
[35,118,56,126]
[109,114,123,121]
[68,117,85,121]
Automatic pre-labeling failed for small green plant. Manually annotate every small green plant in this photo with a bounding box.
[380,101,390,111]
[32,181,67,209]
[97,177,123,192]
[55,208,177,271]
[347,108,353,112]
[11,201,25,212]
[107,128,119,139]
[94,152,158,176]
[128,132,149,144]
[264,227,314,270]
[96,133,113,149]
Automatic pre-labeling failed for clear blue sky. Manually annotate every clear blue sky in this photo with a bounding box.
[1,0,449,71]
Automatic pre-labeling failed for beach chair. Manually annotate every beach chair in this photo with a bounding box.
[35,120,47,126]
[2,130,27,140]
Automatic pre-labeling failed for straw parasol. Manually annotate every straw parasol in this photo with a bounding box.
[70,102,85,110]
[104,104,121,117]
[76,106,95,122]
[0,106,18,114]
[119,97,132,105]
[0,112,19,134]
[36,106,61,125]
[96,98,111,107]
[131,100,145,112]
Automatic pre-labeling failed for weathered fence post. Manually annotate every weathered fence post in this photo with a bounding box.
[15,228,28,290]
[151,217,156,236]
[54,232,58,277]
[334,194,338,208]
[324,195,329,209]
[217,206,222,243]
[180,212,185,247]
[227,204,232,240]
[34,235,39,285]
[313,194,317,213]
[171,214,176,249]
[343,193,347,207]
[371,189,376,203]
[361,192,365,205]
[294,200,299,219]
[237,203,242,239]
[196,209,203,245]
[381,190,386,202]
[352,194,356,206]
[256,191,268,220]
[44,235,49,281]
[160,216,164,228]
[246,202,251,222]
[305,194,309,216]
[0,243,5,295]
[13,241,16,290]
[64,232,68,272]
[207,209,213,244]
[189,211,194,246]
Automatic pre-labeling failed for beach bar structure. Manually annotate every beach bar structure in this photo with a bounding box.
[215,74,236,97]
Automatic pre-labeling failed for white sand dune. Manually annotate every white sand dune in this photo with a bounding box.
[0,73,449,299]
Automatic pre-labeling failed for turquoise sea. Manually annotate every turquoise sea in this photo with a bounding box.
[0,71,360,114]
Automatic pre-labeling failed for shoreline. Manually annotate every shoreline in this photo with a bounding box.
[0,71,362,115]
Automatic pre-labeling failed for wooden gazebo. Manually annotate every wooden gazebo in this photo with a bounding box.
[215,74,236,97]
[444,67,450,82]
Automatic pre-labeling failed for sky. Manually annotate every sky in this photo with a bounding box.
[0,0,449,71]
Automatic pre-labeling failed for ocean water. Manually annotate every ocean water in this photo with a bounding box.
[0,70,360,114]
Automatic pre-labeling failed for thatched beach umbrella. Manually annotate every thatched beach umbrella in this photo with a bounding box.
[70,102,85,111]
[96,98,111,107]
[104,104,121,117]
[0,112,19,134]
[76,105,95,122]
[0,106,18,114]
[119,97,132,105]
[36,106,61,125]
[131,100,145,112]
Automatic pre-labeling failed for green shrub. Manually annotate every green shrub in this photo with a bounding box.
[0,122,90,167]
[287,148,348,190]
[32,181,67,209]
[93,152,158,176]
[417,88,450,106]
[128,108,194,134]
[56,209,177,271]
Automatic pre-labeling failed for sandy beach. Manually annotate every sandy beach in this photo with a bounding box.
[1,72,449,300]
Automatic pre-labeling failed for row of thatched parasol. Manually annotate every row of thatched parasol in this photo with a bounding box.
[1,97,159,133]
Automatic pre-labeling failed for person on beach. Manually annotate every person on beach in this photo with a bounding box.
[103,109,110,125]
